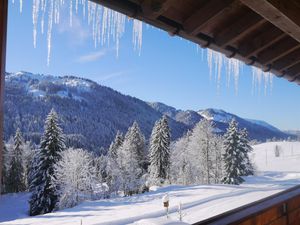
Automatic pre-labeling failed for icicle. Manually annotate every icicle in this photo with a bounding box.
[47,0,54,66]
[69,0,73,26]
[32,0,39,48]
[20,0,23,13]
[133,19,143,56]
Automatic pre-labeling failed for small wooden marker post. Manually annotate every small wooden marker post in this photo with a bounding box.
[162,194,169,218]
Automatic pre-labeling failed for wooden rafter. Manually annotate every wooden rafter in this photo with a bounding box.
[241,0,300,43]
[0,0,8,194]
[273,49,300,72]
[238,25,285,58]
[257,36,300,65]
[183,0,235,36]
[141,0,176,19]
[215,11,265,47]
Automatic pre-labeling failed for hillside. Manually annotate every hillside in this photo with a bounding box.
[1,141,300,224]
[5,72,291,152]
[5,72,188,152]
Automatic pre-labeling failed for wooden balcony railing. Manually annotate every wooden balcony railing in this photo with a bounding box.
[193,184,300,225]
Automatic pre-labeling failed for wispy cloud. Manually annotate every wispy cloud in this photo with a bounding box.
[77,50,107,63]
[98,71,128,82]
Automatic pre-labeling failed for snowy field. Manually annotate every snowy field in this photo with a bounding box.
[1,141,300,225]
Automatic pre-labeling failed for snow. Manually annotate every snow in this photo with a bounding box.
[6,72,92,101]
[1,141,300,225]
[245,119,280,132]
[199,109,233,123]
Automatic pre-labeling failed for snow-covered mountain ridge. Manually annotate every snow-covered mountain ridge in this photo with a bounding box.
[5,72,292,152]
[148,103,291,141]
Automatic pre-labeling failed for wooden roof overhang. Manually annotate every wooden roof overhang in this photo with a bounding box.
[91,0,300,85]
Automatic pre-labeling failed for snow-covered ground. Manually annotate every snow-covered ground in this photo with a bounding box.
[1,141,300,225]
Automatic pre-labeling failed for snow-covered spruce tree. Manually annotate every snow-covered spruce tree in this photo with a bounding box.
[53,148,98,209]
[22,141,35,190]
[148,116,171,185]
[108,131,124,159]
[29,109,65,216]
[170,130,192,185]
[117,122,145,195]
[184,119,216,184]
[6,128,26,193]
[106,131,124,195]
[211,134,224,184]
[239,128,254,176]
[222,119,245,185]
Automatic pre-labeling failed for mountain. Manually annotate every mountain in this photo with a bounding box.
[5,72,292,153]
[148,103,291,141]
[5,72,188,152]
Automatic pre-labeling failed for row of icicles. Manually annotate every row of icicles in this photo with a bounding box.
[12,0,273,94]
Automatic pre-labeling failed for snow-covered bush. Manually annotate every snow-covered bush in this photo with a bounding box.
[53,148,99,209]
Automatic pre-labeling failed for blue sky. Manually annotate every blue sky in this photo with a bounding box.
[6,1,300,130]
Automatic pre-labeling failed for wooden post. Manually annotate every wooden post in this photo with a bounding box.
[0,0,8,194]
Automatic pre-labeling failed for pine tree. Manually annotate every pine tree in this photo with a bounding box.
[108,131,124,159]
[29,109,65,216]
[106,131,124,194]
[6,128,26,193]
[170,130,192,185]
[149,116,171,185]
[222,119,245,185]
[126,121,146,167]
[239,128,254,176]
[117,122,145,195]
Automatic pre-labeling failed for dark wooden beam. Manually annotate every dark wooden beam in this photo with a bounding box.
[238,25,285,58]
[141,0,176,20]
[183,0,235,36]
[285,62,300,80]
[272,48,300,72]
[241,0,300,43]
[257,36,300,65]
[215,11,265,47]
[0,0,8,194]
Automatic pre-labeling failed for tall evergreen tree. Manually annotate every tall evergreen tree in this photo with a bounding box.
[239,128,254,176]
[222,119,245,185]
[108,131,124,159]
[29,109,65,216]
[6,128,26,193]
[149,115,171,185]
[117,122,145,195]
[106,131,124,194]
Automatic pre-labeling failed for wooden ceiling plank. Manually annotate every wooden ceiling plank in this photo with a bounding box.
[272,49,300,71]
[216,18,266,48]
[183,0,235,36]
[239,27,285,58]
[214,10,265,47]
[257,37,300,65]
[141,0,177,20]
[241,0,300,43]
[285,62,300,77]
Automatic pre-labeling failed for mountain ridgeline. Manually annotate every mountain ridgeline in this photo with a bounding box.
[5,72,291,152]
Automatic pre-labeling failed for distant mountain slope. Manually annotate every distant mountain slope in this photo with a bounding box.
[5,72,188,152]
[5,72,292,152]
[148,104,291,141]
